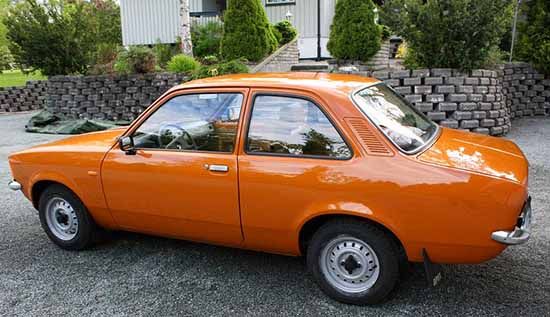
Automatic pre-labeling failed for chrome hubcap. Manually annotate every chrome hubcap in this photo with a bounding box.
[45,197,78,241]
[320,235,380,293]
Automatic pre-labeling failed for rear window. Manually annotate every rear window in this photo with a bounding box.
[352,84,438,153]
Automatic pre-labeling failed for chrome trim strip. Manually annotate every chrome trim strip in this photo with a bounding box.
[349,83,441,156]
[492,197,532,245]
[8,180,22,191]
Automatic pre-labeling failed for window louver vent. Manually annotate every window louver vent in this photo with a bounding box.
[345,118,393,156]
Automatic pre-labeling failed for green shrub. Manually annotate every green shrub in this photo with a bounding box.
[6,0,122,76]
[273,20,298,45]
[0,46,12,72]
[90,43,119,75]
[381,0,512,70]
[380,25,392,41]
[221,0,278,62]
[115,46,156,74]
[271,25,283,46]
[328,0,381,62]
[201,55,219,65]
[193,59,249,79]
[192,22,223,58]
[153,41,180,69]
[481,46,509,70]
[516,0,550,74]
[167,54,200,74]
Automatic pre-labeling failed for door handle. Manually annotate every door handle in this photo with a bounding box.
[205,164,229,172]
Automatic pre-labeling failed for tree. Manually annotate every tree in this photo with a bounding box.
[0,0,12,72]
[327,0,381,62]
[381,0,512,70]
[179,0,193,56]
[6,0,122,76]
[221,0,277,62]
[516,0,550,74]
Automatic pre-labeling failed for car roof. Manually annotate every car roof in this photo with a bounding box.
[173,72,380,97]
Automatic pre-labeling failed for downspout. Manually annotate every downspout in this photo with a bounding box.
[317,0,321,61]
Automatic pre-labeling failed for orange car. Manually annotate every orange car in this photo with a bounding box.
[8,73,532,304]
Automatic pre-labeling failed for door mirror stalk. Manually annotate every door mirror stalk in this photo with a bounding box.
[119,136,136,155]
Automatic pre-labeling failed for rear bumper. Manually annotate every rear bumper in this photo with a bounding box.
[8,180,22,191]
[492,197,532,245]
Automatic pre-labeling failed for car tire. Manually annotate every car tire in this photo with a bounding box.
[38,184,98,251]
[307,219,399,305]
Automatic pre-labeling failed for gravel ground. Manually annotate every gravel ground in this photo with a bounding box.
[1,112,549,316]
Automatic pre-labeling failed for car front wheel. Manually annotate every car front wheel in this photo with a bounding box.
[38,184,98,251]
[307,219,400,305]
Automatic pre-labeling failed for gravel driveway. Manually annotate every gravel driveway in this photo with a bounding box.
[1,112,549,316]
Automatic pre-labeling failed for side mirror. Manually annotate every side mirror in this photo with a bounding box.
[119,136,136,155]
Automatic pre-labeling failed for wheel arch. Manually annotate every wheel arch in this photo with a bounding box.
[30,175,82,210]
[298,213,408,261]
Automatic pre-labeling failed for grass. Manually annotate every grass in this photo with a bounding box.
[0,69,47,88]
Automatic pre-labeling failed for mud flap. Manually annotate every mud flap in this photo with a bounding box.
[422,249,443,287]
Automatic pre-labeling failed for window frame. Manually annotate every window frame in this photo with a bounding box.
[243,92,354,161]
[265,0,296,6]
[126,89,247,155]
[350,83,441,156]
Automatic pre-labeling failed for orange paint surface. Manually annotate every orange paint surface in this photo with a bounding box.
[8,73,529,263]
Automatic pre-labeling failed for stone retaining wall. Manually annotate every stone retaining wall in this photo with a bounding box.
[250,39,300,73]
[502,63,550,118]
[357,68,510,136]
[46,73,188,121]
[0,80,47,113]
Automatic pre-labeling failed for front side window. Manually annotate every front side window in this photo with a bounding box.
[133,93,243,152]
[352,84,438,153]
[246,95,351,159]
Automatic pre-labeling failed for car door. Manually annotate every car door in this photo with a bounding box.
[237,90,357,254]
[101,88,248,246]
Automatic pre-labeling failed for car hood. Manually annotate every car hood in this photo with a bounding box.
[12,128,126,156]
[419,127,528,185]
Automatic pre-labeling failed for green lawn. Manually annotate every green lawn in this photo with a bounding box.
[0,69,47,88]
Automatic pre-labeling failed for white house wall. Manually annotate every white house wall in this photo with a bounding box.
[262,0,335,58]
[121,0,336,58]
[121,0,182,45]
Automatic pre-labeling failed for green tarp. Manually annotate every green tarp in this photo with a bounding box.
[26,110,130,134]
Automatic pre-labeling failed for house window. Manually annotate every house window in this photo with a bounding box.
[266,0,296,6]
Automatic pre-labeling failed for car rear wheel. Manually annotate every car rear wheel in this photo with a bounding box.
[307,219,399,305]
[38,184,98,251]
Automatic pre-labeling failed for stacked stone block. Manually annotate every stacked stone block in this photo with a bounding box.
[369,68,510,136]
[502,63,550,118]
[252,39,300,73]
[46,73,188,121]
[0,81,47,113]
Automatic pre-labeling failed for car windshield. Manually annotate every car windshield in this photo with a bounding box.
[352,83,438,153]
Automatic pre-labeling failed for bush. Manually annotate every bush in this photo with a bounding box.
[115,46,156,74]
[328,0,381,62]
[273,20,298,46]
[516,0,550,74]
[201,55,219,65]
[6,0,122,76]
[167,54,200,74]
[153,41,180,69]
[192,22,223,58]
[380,25,392,41]
[221,0,278,62]
[193,59,249,79]
[381,0,512,70]
[89,43,119,75]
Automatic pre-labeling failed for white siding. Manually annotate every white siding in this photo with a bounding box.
[121,0,182,45]
[262,0,335,58]
[121,0,336,57]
